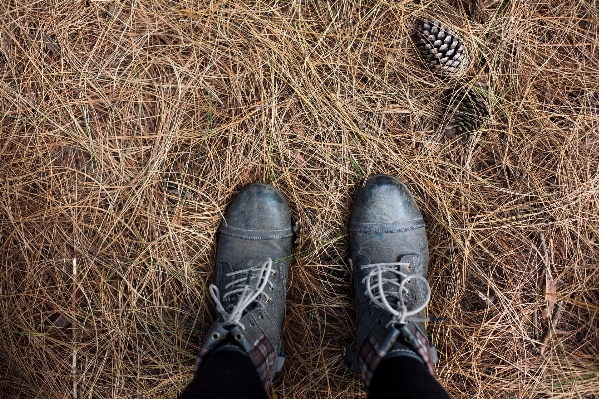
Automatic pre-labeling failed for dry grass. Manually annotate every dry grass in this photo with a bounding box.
[1,0,598,398]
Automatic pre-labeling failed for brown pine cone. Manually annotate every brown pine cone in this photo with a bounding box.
[444,85,489,138]
[412,18,469,77]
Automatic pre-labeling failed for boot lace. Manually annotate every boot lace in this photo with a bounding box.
[361,262,431,328]
[209,258,274,331]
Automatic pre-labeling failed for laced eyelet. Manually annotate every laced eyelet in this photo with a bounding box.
[208,259,292,332]
[355,262,433,330]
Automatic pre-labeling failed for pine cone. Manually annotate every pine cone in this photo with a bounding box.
[444,86,489,138]
[412,18,469,77]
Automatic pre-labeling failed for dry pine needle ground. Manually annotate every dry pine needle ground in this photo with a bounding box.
[1,0,598,398]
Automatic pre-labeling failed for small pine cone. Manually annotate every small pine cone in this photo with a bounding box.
[412,18,469,77]
[444,86,489,138]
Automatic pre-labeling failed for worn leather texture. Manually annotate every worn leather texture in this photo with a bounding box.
[348,175,434,388]
[196,183,293,388]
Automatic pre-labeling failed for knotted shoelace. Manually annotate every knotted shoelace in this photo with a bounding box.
[361,262,431,328]
[209,258,274,331]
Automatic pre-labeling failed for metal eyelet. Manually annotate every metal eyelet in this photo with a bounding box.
[258,313,264,319]
[235,333,243,341]
[211,332,220,340]
[249,321,254,327]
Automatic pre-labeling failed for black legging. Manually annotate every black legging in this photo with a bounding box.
[179,349,451,399]
[179,349,268,399]
[369,356,451,399]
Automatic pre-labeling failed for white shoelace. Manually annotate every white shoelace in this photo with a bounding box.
[209,258,274,331]
[361,262,431,328]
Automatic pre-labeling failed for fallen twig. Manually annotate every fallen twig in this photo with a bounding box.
[540,303,563,356]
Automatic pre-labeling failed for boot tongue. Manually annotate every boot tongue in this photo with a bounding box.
[377,255,420,309]
[380,270,401,306]
[228,259,269,313]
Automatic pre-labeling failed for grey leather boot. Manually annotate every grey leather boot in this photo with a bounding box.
[194,183,294,389]
[342,175,438,391]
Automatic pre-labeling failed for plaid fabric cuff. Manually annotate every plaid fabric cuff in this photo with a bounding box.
[247,334,277,389]
[412,326,437,377]
[194,334,276,389]
[358,334,388,389]
[358,323,437,390]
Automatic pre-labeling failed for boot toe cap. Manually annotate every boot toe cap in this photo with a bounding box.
[350,175,424,232]
[220,183,293,239]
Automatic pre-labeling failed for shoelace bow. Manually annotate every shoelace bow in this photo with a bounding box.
[361,262,431,328]
[209,258,274,331]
